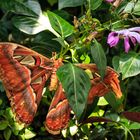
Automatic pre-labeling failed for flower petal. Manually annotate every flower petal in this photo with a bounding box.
[105,0,114,3]
[107,32,119,47]
[130,36,136,46]
[129,32,140,44]
[128,27,140,32]
[116,29,128,35]
[117,29,131,38]
[124,37,130,53]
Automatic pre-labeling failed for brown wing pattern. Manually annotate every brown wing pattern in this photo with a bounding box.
[0,43,52,124]
[76,64,122,104]
[0,42,122,135]
[45,84,71,135]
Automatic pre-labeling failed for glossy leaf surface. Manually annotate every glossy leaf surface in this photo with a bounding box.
[113,52,140,79]
[57,63,91,119]
[58,0,85,9]
[91,39,107,78]
[47,11,74,38]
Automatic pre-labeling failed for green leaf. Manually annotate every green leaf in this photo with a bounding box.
[119,52,140,79]
[0,99,2,106]
[91,39,107,78]
[18,135,25,140]
[12,15,48,35]
[32,31,61,57]
[11,122,24,135]
[97,97,108,106]
[0,0,41,17]
[105,113,120,122]
[4,127,12,140]
[12,14,59,36]
[123,2,134,14]
[53,37,66,48]
[80,54,91,64]
[0,21,9,41]
[0,120,8,130]
[105,92,122,110]
[5,108,14,120]
[129,122,140,130]
[58,0,85,9]
[112,56,121,73]
[133,0,140,15]
[47,11,74,38]
[57,63,91,119]
[70,125,78,136]
[111,20,126,30]
[0,110,5,116]
[89,127,108,140]
[24,129,36,139]
[89,0,103,11]
[48,0,57,6]
[123,1,140,16]
[128,106,140,112]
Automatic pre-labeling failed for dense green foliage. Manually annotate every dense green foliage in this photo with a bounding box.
[0,0,140,139]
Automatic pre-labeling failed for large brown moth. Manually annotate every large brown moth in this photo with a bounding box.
[0,42,122,135]
[0,42,52,122]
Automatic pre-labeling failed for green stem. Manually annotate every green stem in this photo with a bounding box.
[120,122,135,140]
[123,79,129,109]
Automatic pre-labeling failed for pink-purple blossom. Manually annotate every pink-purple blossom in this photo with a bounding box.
[107,27,140,52]
[105,0,114,3]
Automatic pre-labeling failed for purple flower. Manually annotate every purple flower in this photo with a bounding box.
[107,27,140,53]
[105,0,114,3]
[107,32,119,47]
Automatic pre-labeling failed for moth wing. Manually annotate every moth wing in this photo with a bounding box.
[45,84,71,135]
[76,64,122,104]
[0,43,52,124]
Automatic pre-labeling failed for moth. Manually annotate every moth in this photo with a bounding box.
[0,42,122,135]
[0,42,70,135]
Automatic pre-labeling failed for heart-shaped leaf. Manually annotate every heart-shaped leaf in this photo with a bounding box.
[115,52,140,79]
[57,63,91,119]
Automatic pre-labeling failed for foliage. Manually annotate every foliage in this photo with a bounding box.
[0,0,140,139]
